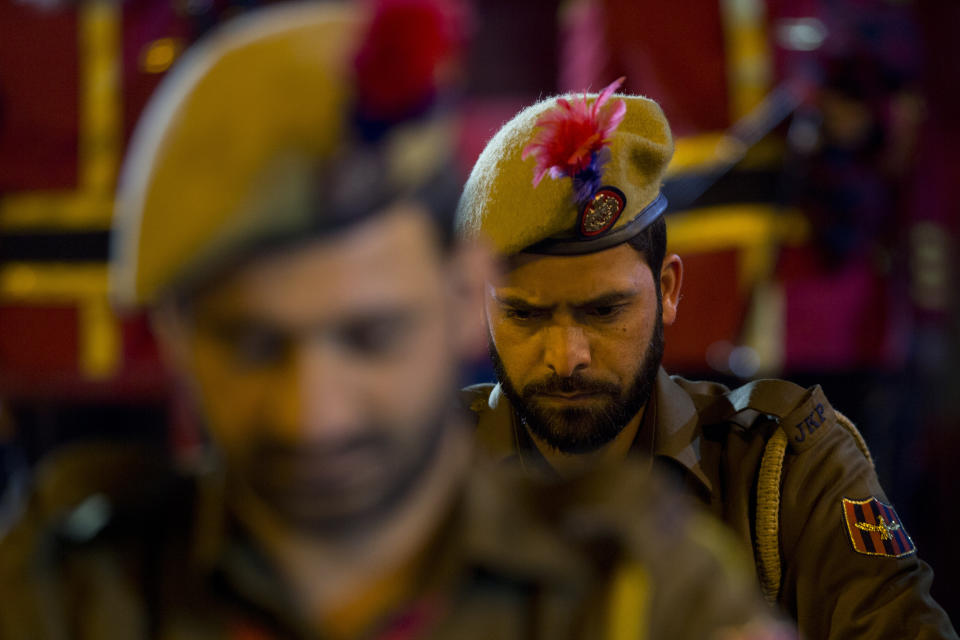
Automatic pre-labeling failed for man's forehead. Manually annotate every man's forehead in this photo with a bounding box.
[493,243,652,304]
[190,205,445,322]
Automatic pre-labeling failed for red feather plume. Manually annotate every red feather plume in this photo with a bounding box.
[521,77,627,188]
[354,0,469,123]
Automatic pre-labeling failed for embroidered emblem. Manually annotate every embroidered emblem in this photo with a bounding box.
[856,515,900,540]
[579,186,625,236]
[842,497,916,558]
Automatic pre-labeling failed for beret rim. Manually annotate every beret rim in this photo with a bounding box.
[523,192,667,256]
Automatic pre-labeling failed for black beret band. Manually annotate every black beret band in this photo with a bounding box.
[524,192,668,256]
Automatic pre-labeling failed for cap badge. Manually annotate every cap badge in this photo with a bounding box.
[579,186,625,237]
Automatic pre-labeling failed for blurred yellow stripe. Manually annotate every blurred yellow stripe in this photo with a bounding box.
[0,263,108,300]
[667,205,809,255]
[668,205,810,291]
[79,0,122,200]
[0,263,118,379]
[668,134,784,176]
[668,133,729,175]
[0,194,113,230]
[0,0,120,230]
[721,0,773,120]
[79,296,121,379]
[606,562,650,640]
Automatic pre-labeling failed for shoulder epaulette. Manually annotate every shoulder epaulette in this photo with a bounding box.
[462,383,522,460]
[460,383,495,416]
[717,379,846,454]
[18,443,184,546]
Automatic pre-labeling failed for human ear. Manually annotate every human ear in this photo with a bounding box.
[659,253,683,326]
[448,238,496,358]
[149,300,196,375]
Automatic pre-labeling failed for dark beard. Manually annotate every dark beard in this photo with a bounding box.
[236,404,450,538]
[490,312,664,455]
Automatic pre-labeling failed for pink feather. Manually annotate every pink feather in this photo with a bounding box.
[521,77,627,187]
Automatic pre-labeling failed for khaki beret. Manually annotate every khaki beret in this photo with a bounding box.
[111,2,456,308]
[456,86,673,256]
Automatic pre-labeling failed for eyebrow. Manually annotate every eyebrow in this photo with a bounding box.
[571,290,638,309]
[494,289,638,311]
[194,304,420,336]
[494,295,554,312]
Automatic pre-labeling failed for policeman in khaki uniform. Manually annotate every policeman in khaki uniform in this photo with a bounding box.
[456,81,958,638]
[0,3,794,639]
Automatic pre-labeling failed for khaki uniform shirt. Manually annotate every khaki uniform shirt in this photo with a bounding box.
[465,368,958,639]
[0,441,789,640]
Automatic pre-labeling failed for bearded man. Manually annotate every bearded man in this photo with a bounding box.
[457,80,958,639]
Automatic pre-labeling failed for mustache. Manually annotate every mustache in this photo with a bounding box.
[521,373,621,398]
[251,432,390,466]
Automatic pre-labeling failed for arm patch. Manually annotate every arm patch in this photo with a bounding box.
[842,496,916,558]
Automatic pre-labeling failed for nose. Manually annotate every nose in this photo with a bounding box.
[543,325,591,377]
[275,340,364,441]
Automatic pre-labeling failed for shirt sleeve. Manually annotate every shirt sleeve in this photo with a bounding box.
[777,396,958,639]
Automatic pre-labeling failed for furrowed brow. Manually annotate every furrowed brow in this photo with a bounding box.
[493,295,554,312]
[571,290,638,309]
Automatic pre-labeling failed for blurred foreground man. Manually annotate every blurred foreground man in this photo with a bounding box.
[0,3,792,639]
[457,80,958,638]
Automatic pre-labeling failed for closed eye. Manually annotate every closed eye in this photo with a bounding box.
[206,323,291,368]
[335,312,417,358]
[504,307,549,321]
[586,304,627,318]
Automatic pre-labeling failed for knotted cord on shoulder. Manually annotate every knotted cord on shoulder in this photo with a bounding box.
[756,427,787,605]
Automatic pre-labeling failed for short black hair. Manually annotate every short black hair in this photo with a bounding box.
[626,216,667,288]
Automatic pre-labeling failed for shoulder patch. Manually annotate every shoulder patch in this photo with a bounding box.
[841,497,916,558]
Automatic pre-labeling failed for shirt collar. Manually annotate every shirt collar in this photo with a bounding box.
[648,367,713,494]
[189,463,310,634]
[190,455,591,615]
[190,462,228,575]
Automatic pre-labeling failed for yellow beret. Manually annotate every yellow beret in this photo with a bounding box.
[456,91,673,256]
[111,2,455,308]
